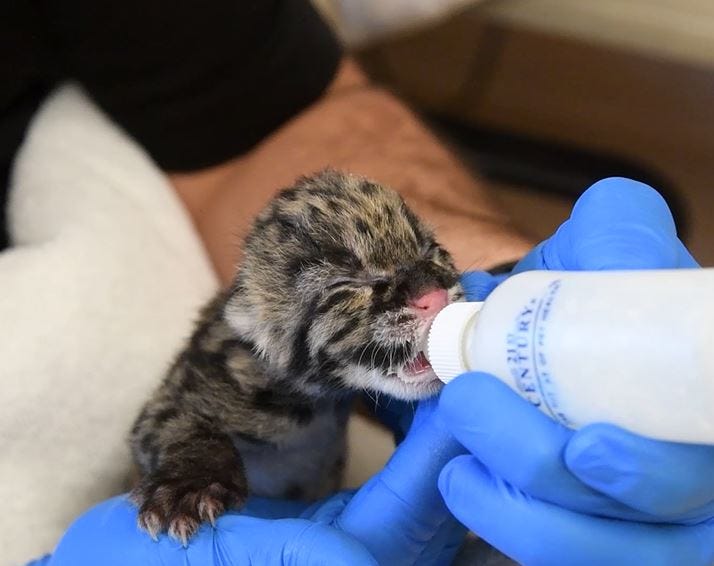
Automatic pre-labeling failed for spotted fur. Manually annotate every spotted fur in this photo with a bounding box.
[130,170,463,543]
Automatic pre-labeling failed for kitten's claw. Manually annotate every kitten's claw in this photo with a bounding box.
[137,510,162,542]
[131,477,246,543]
[196,482,229,526]
[168,515,200,547]
[197,495,223,527]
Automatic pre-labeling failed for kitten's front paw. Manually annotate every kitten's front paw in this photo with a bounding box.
[131,476,247,545]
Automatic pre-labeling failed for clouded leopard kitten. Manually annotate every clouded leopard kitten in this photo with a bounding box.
[130,169,463,543]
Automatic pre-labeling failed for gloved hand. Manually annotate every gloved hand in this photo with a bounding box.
[30,399,464,566]
[440,178,714,565]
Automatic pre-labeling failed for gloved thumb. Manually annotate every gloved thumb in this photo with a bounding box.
[514,177,697,272]
[335,398,465,565]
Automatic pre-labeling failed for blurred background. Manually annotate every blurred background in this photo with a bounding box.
[315,0,714,265]
[313,0,714,485]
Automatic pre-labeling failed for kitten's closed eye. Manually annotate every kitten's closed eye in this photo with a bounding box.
[326,275,389,288]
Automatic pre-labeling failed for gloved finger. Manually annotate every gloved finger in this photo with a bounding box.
[202,515,378,566]
[49,495,378,566]
[336,397,465,565]
[566,423,714,522]
[48,496,173,566]
[302,490,355,524]
[439,456,714,566]
[552,177,683,270]
[514,178,696,273]
[459,271,501,301]
[439,373,656,521]
[414,514,467,566]
[304,487,465,566]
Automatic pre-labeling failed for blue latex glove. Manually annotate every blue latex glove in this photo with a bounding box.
[31,399,465,566]
[440,178,714,565]
[513,177,698,272]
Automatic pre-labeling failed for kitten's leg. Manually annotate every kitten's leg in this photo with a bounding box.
[131,417,247,545]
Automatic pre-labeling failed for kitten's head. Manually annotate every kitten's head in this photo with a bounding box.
[225,170,463,400]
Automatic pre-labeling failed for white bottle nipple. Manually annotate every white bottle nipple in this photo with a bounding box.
[427,302,484,384]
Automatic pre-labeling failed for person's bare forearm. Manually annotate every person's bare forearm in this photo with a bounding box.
[170,58,532,285]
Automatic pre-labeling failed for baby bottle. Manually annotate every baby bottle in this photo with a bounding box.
[427,269,714,443]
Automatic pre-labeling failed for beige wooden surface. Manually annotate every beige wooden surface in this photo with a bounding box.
[461,25,714,265]
[482,0,714,68]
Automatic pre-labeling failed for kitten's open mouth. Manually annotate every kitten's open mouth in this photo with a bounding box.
[387,351,436,385]
[384,320,442,389]
[403,352,431,376]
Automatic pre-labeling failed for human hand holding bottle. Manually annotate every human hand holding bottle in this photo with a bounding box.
[445,178,714,565]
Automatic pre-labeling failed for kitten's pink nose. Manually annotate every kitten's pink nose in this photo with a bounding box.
[410,288,449,317]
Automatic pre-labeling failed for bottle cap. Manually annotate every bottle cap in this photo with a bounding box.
[427,302,484,384]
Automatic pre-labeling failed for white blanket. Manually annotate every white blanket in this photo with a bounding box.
[0,83,396,565]
[0,85,218,564]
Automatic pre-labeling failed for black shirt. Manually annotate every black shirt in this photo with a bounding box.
[0,0,342,249]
